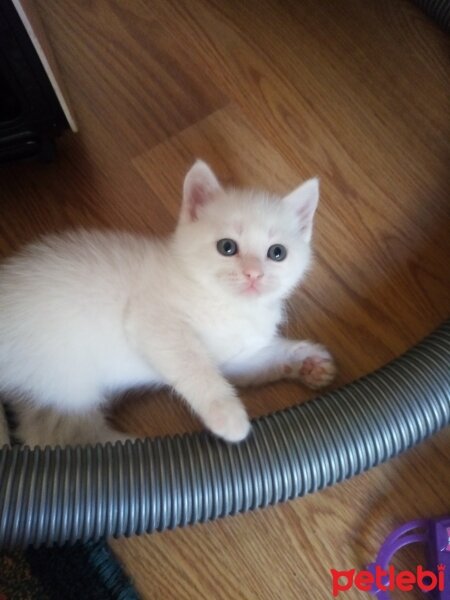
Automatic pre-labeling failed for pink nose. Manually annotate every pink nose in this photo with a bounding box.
[243,267,264,280]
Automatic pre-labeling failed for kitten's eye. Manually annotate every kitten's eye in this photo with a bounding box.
[267,244,287,261]
[217,239,238,256]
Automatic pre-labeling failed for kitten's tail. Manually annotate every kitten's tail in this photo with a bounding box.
[11,402,131,448]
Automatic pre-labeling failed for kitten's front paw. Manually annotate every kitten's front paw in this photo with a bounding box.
[285,342,337,390]
[299,354,337,389]
[204,398,250,443]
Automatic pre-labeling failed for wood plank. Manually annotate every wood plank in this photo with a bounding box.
[0,0,448,597]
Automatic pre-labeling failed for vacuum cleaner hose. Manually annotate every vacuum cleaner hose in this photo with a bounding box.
[1,321,449,549]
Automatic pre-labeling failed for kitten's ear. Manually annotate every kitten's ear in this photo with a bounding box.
[181,160,223,223]
[283,178,319,242]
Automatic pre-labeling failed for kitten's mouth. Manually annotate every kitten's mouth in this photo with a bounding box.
[222,272,265,296]
[241,281,263,295]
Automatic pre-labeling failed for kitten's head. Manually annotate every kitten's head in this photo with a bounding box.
[173,160,319,302]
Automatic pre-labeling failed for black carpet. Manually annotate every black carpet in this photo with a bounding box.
[0,540,140,600]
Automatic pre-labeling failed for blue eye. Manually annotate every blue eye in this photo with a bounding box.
[217,239,238,256]
[267,244,287,261]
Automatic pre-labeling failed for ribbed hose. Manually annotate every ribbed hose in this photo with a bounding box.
[1,322,449,549]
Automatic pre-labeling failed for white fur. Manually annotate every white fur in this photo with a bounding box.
[0,161,335,447]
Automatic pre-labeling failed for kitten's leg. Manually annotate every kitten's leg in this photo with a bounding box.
[14,403,131,448]
[129,319,250,443]
[227,338,336,390]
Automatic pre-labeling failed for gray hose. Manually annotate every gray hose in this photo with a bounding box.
[1,321,449,549]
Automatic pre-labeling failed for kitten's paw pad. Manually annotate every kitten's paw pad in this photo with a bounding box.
[205,400,250,443]
[298,355,337,389]
[285,342,336,389]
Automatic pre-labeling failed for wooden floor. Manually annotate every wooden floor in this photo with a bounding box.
[1,0,449,598]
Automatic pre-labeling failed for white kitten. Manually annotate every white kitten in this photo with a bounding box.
[0,161,336,447]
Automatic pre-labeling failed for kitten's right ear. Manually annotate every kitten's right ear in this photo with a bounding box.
[181,160,223,223]
[283,177,319,243]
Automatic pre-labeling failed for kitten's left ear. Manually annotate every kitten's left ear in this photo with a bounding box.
[181,160,223,223]
[283,178,319,242]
